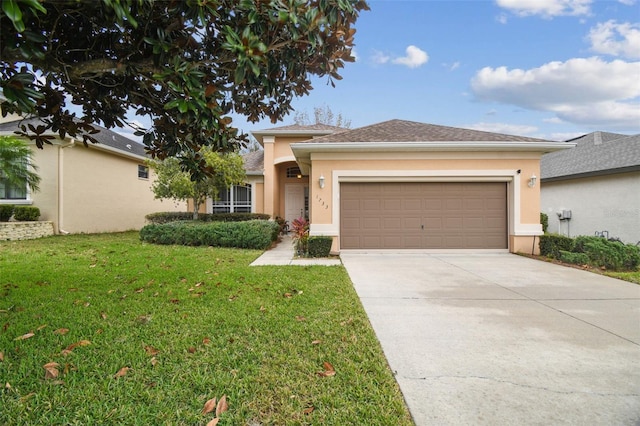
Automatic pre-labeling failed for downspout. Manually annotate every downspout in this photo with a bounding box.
[57,138,75,234]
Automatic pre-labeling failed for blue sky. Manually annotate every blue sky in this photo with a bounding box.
[225,0,640,142]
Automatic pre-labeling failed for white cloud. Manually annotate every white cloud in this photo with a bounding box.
[496,0,592,18]
[617,0,636,5]
[471,57,640,130]
[588,20,640,59]
[371,50,390,65]
[496,13,508,24]
[466,122,539,135]
[391,45,429,68]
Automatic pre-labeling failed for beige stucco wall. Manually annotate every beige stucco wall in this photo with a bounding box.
[12,141,185,234]
[308,152,543,254]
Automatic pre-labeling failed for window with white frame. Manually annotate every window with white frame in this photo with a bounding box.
[138,164,149,179]
[0,167,27,200]
[212,184,252,213]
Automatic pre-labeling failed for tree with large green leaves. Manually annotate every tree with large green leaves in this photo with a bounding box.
[148,149,246,219]
[0,0,368,180]
[0,135,41,198]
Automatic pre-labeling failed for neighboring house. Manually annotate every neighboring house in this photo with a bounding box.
[231,119,569,253]
[541,131,640,244]
[0,116,185,234]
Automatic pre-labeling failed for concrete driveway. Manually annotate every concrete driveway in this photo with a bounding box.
[340,252,640,426]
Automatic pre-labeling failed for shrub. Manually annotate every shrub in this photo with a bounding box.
[0,205,14,222]
[140,220,279,250]
[559,250,589,266]
[540,212,549,233]
[539,233,573,258]
[13,206,40,221]
[146,211,271,224]
[290,217,309,255]
[307,236,333,258]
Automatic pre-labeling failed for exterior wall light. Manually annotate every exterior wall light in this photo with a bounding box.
[528,174,537,188]
[318,175,325,189]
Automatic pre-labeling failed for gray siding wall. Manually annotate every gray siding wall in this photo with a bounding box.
[541,172,640,244]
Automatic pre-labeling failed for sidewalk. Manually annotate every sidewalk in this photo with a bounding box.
[250,235,342,266]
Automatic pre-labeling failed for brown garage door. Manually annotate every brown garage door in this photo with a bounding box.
[340,182,507,249]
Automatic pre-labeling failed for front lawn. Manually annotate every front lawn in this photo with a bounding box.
[0,233,412,425]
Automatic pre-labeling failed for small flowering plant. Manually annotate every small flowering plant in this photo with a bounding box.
[290,217,309,256]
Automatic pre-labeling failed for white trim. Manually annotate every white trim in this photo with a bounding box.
[262,136,275,144]
[513,223,544,236]
[310,223,339,236]
[274,155,297,165]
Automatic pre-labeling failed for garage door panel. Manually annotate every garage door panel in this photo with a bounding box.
[341,182,507,249]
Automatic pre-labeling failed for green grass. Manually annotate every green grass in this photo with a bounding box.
[605,270,640,284]
[0,233,412,425]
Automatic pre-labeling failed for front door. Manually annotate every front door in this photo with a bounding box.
[285,184,306,225]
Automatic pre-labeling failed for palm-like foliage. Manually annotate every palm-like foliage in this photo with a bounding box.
[0,136,40,193]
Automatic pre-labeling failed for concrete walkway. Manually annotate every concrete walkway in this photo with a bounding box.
[250,235,341,266]
[341,251,640,426]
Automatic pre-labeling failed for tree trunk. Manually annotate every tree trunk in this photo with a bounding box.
[192,198,200,220]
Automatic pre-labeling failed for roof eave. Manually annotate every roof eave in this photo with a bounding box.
[541,165,640,182]
[251,129,339,138]
[291,140,574,159]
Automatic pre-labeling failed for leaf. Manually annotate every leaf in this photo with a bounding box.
[311,340,321,345]
[114,366,130,378]
[303,405,315,415]
[216,395,228,417]
[150,357,158,367]
[14,332,34,341]
[202,397,216,415]
[43,362,60,380]
[317,362,336,377]
[206,419,219,426]
[295,316,306,322]
[144,345,160,356]
[100,312,107,320]
[36,324,47,331]
[53,328,69,335]
[202,337,211,345]
[188,346,196,354]
[0,352,3,362]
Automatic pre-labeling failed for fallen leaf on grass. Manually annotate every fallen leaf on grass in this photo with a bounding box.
[150,357,158,367]
[311,340,322,345]
[114,367,130,378]
[317,362,336,377]
[202,337,211,345]
[303,406,315,415]
[0,352,4,362]
[65,340,91,351]
[36,324,47,331]
[100,312,107,320]
[202,397,217,415]
[188,347,196,354]
[14,332,34,341]
[216,395,228,416]
[295,316,306,322]
[53,328,69,335]
[259,305,266,312]
[144,345,160,356]
[43,362,60,380]
[283,293,292,298]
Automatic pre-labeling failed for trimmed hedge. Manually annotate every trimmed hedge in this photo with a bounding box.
[540,212,549,233]
[0,205,14,222]
[13,206,40,221]
[146,211,271,224]
[540,234,640,271]
[139,220,279,250]
[539,233,573,259]
[307,236,333,258]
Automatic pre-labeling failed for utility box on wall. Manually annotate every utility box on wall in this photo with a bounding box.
[558,210,572,220]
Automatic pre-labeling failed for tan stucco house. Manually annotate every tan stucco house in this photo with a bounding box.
[0,116,185,234]
[234,119,570,254]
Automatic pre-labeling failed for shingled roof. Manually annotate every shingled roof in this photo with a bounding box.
[541,131,640,181]
[242,149,264,175]
[296,119,552,143]
[0,117,147,158]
